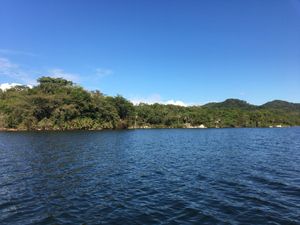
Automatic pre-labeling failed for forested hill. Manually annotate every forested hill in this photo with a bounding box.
[202,99,255,109]
[0,77,299,130]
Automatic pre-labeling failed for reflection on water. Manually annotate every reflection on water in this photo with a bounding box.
[0,128,300,224]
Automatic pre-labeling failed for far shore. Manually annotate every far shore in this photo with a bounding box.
[0,125,295,132]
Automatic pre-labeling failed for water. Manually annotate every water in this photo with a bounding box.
[0,128,299,225]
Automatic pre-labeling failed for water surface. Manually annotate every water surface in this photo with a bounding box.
[0,128,300,224]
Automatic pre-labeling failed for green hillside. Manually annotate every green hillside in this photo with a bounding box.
[0,77,299,130]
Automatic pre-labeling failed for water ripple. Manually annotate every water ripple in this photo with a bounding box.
[0,128,300,224]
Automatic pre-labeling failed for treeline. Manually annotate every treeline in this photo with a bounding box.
[0,77,299,130]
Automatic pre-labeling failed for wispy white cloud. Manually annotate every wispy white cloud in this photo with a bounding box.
[0,49,37,57]
[0,57,36,84]
[0,83,32,91]
[0,57,111,87]
[0,57,78,85]
[95,68,113,78]
[239,92,246,96]
[129,94,189,106]
[47,68,80,83]
[0,55,116,91]
[0,83,22,91]
[43,67,112,84]
[0,57,13,68]
[165,100,187,106]
[130,94,162,105]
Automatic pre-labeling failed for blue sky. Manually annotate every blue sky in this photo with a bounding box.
[0,0,299,105]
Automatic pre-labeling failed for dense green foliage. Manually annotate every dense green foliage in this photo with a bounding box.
[0,77,299,130]
[0,77,134,130]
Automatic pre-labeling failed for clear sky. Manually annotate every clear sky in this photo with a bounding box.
[0,0,299,105]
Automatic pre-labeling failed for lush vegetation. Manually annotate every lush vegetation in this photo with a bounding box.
[0,77,299,130]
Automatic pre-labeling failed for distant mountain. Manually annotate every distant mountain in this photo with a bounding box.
[203,99,254,109]
[261,100,300,111]
[202,99,300,112]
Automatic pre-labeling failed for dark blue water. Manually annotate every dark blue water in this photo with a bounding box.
[0,128,300,225]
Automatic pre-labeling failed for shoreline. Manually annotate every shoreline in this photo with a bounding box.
[0,126,296,132]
